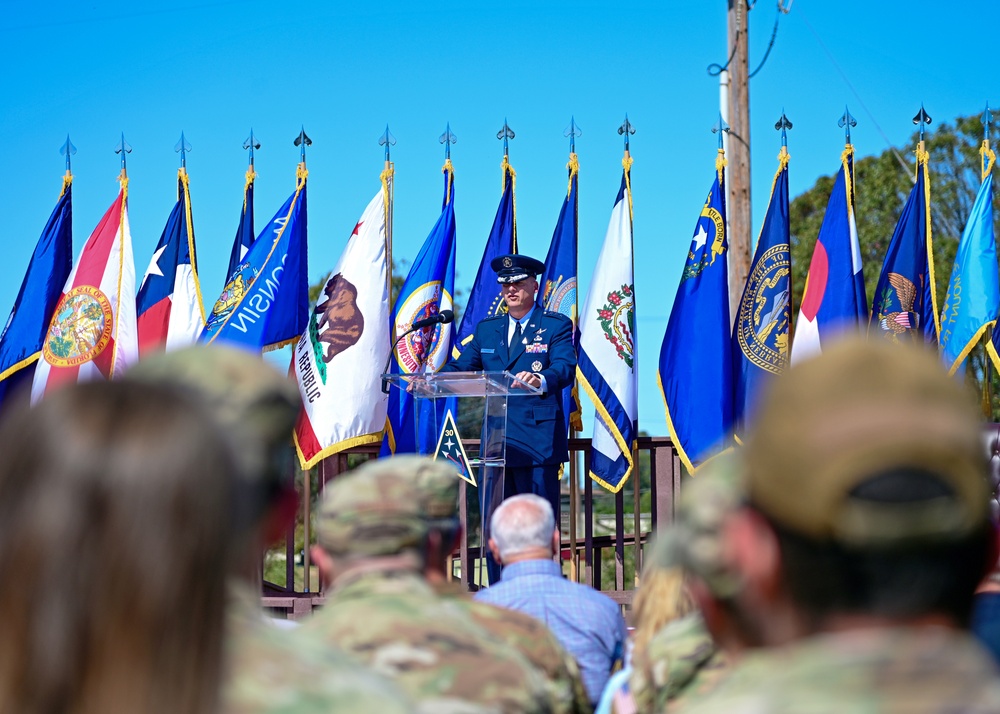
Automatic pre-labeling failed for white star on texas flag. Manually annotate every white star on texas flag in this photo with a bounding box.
[140,244,167,289]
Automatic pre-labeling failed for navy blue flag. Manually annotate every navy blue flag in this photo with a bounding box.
[226,170,256,285]
[538,154,581,433]
[0,177,73,408]
[452,158,516,358]
[659,151,733,471]
[201,167,308,351]
[870,151,939,345]
[733,150,791,436]
[382,163,457,455]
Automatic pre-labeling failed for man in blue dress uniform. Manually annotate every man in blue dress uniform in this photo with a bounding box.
[440,254,576,583]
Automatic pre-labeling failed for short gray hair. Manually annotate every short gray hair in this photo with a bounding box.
[490,494,555,558]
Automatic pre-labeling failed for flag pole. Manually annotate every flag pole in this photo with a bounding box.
[981,103,995,418]
[293,126,312,593]
[564,116,582,582]
[380,126,397,316]
[618,114,641,582]
[59,135,76,196]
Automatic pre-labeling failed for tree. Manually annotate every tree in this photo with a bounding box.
[789,113,1000,416]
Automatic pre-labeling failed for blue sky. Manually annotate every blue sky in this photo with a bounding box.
[0,0,995,438]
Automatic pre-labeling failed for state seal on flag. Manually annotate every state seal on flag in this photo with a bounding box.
[207,261,259,329]
[736,244,791,372]
[395,282,452,374]
[43,285,114,367]
[543,275,577,320]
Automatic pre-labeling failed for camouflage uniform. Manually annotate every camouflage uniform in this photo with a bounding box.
[304,456,557,714]
[223,586,413,714]
[681,340,1000,713]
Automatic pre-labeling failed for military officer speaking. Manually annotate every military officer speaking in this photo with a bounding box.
[440,254,576,582]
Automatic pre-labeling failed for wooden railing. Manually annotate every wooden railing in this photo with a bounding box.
[262,436,682,619]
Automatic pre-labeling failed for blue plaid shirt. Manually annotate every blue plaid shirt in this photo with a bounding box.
[474,559,626,703]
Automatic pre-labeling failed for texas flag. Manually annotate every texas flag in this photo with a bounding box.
[31,180,138,401]
[136,170,206,355]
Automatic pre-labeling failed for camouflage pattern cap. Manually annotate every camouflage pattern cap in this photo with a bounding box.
[318,456,461,557]
[652,451,744,599]
[745,338,989,546]
[415,457,461,525]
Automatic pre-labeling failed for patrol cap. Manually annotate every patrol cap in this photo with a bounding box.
[652,452,744,599]
[318,456,461,557]
[745,338,989,548]
[491,254,545,284]
[125,345,300,527]
[414,459,461,527]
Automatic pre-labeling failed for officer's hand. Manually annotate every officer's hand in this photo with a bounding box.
[514,371,542,390]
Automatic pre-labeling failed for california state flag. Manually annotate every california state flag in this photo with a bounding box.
[293,186,389,468]
[31,180,138,401]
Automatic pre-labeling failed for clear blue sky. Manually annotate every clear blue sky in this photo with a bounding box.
[0,0,994,438]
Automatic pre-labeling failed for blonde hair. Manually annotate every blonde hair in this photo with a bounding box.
[631,566,696,659]
[0,381,237,714]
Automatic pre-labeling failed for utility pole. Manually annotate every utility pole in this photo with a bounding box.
[726,0,752,318]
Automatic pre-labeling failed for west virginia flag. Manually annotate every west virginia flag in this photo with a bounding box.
[942,145,996,375]
[538,153,582,433]
[791,145,867,364]
[578,161,637,492]
[31,178,138,401]
[732,149,790,436]
[869,149,939,345]
[201,166,308,351]
[382,162,457,455]
[0,176,73,408]
[294,183,389,468]
[658,150,732,472]
[452,157,515,358]
[136,168,206,355]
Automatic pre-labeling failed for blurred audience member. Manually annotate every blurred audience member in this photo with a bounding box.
[972,564,1000,665]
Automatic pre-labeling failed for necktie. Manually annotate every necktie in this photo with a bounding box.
[511,320,522,349]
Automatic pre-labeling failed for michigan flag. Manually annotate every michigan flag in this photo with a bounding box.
[136,168,206,355]
[791,145,867,364]
[869,148,939,345]
[658,150,732,472]
[201,165,308,351]
[226,166,256,286]
[31,178,138,401]
[941,145,996,375]
[294,183,390,468]
[538,153,582,433]
[0,175,73,408]
[578,160,637,492]
[733,148,790,436]
[452,157,515,358]
[383,162,457,455]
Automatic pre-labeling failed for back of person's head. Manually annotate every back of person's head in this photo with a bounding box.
[125,345,301,554]
[743,338,993,627]
[317,456,458,568]
[490,494,556,561]
[0,379,238,714]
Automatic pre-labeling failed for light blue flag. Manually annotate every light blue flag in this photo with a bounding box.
[0,178,73,409]
[382,164,457,455]
[201,171,308,351]
[941,169,996,374]
[452,158,515,358]
[659,152,732,472]
[733,150,790,437]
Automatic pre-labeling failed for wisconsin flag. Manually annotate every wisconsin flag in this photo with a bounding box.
[136,169,206,355]
[733,149,790,436]
[0,175,73,408]
[226,167,256,285]
[294,185,390,468]
[869,149,939,345]
[658,150,732,472]
[578,161,637,492]
[942,146,996,375]
[791,145,867,364]
[383,163,457,455]
[31,178,138,401]
[538,153,582,433]
[201,166,308,351]
[452,157,515,358]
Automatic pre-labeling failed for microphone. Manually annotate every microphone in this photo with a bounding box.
[410,309,454,330]
[381,310,455,394]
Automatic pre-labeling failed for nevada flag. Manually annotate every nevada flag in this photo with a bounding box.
[136,169,206,355]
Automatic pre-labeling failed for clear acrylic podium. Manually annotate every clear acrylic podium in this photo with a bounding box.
[382,371,541,586]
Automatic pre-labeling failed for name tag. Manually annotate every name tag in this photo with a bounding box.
[526,343,548,354]
[482,348,495,354]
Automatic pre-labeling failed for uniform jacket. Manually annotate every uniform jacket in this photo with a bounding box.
[441,307,575,466]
